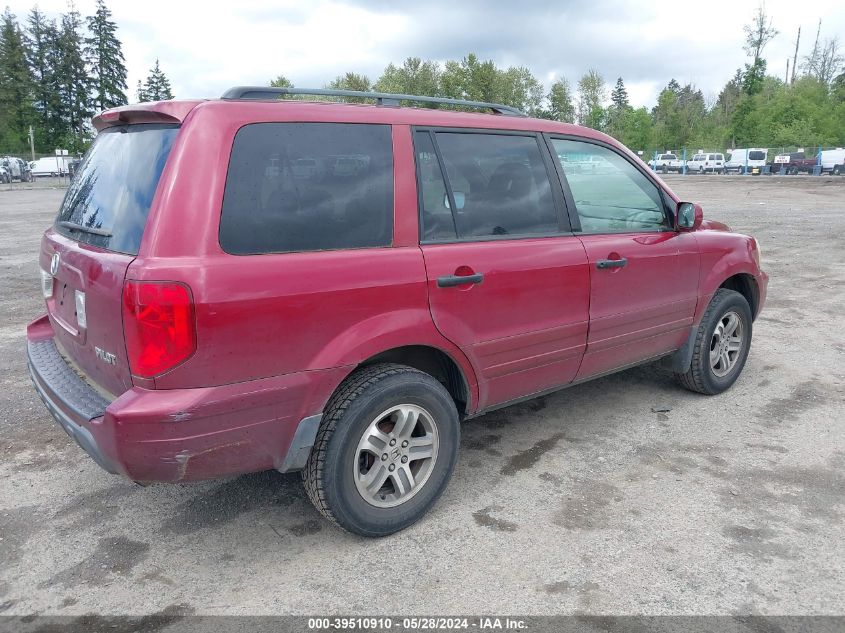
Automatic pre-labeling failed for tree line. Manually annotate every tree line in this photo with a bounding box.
[2,4,843,156]
[0,1,171,154]
[273,7,845,153]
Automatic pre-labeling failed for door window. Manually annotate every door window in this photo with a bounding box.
[551,139,669,234]
[419,132,560,240]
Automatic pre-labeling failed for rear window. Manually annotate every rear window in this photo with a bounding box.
[219,123,393,255]
[749,151,766,161]
[55,124,178,255]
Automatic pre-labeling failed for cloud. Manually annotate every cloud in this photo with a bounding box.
[6,0,845,107]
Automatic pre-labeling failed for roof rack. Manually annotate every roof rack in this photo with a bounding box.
[220,87,526,117]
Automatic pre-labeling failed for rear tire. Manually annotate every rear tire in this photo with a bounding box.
[676,289,753,395]
[303,363,460,537]
[834,165,842,176]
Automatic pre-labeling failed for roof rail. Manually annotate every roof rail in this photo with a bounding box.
[220,86,526,117]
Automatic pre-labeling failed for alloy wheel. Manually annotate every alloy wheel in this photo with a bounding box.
[710,310,744,377]
[353,404,439,508]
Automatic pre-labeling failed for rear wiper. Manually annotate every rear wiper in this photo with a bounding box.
[58,221,112,237]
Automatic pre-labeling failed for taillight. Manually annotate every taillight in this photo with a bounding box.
[122,281,196,378]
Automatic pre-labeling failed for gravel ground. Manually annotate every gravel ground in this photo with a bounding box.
[0,175,843,618]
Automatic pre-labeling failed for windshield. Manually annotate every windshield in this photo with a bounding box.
[55,124,179,254]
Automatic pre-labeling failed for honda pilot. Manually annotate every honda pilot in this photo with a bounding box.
[27,88,768,536]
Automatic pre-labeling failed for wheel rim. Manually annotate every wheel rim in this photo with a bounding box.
[709,310,744,378]
[353,404,439,509]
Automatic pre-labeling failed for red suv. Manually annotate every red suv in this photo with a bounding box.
[27,88,768,536]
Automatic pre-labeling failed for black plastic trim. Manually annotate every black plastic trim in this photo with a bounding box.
[27,338,117,474]
[277,414,323,473]
[220,87,526,116]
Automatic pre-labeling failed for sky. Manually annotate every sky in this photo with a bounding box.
[6,0,845,109]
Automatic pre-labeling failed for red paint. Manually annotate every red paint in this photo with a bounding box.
[28,98,768,483]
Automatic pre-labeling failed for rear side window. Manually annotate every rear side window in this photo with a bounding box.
[219,123,393,255]
[55,124,178,255]
[749,150,766,161]
[421,132,559,240]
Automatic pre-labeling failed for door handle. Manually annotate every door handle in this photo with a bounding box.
[437,273,484,287]
[596,258,628,270]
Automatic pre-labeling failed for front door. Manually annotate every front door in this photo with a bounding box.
[548,137,700,380]
[414,130,590,410]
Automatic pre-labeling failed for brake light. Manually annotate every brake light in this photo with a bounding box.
[122,281,196,378]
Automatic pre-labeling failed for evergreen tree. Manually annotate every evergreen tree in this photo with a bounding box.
[0,8,35,151]
[610,77,629,109]
[55,4,92,148]
[137,59,173,101]
[86,0,127,111]
[24,8,63,148]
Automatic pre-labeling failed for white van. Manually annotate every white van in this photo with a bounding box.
[687,152,725,173]
[725,148,768,174]
[29,156,68,177]
[819,149,845,175]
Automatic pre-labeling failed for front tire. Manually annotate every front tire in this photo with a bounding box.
[676,289,753,395]
[303,363,460,537]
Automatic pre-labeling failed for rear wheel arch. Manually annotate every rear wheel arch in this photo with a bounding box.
[359,345,472,416]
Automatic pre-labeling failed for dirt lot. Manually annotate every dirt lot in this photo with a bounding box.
[1,176,843,618]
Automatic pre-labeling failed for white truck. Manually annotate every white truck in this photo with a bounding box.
[649,153,685,173]
[819,148,845,175]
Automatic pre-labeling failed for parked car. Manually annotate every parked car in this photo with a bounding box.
[0,163,9,183]
[26,89,768,536]
[725,148,768,174]
[29,156,69,177]
[1,156,33,182]
[772,152,818,174]
[649,153,684,173]
[819,148,845,175]
[687,152,725,174]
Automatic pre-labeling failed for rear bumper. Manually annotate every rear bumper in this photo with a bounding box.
[27,316,344,482]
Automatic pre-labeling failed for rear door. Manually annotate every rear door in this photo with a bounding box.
[415,129,590,410]
[40,123,179,395]
[547,137,699,380]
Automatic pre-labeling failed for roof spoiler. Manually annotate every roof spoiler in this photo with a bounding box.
[220,87,526,117]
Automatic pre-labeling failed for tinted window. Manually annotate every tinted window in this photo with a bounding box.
[220,123,393,254]
[749,150,766,161]
[552,139,668,233]
[415,132,455,241]
[55,124,178,254]
[432,132,559,239]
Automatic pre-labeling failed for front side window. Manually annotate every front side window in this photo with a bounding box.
[219,123,393,255]
[424,132,559,239]
[551,139,669,234]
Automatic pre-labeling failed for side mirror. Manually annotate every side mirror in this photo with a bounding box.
[677,202,703,231]
[443,191,466,210]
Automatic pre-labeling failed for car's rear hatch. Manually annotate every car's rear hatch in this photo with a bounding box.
[40,123,180,396]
